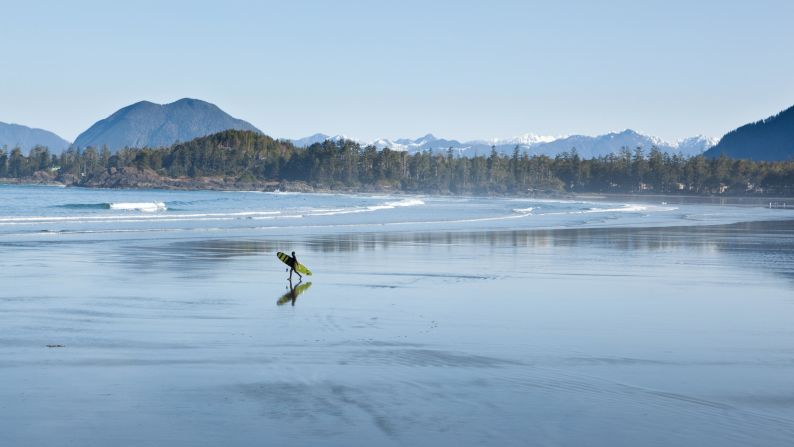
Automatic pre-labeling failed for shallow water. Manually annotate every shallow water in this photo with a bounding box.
[0,185,791,241]
[1,186,794,446]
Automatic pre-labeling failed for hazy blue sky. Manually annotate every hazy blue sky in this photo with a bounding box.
[2,0,793,143]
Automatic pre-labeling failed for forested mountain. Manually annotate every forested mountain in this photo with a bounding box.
[5,129,794,196]
[0,122,70,154]
[72,98,261,151]
[705,105,794,161]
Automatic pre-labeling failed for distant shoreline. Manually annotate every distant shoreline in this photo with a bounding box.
[5,176,794,206]
[0,174,400,195]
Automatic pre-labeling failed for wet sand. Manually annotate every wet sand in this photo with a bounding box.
[2,222,794,446]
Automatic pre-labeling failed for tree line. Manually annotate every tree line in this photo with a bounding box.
[2,130,794,195]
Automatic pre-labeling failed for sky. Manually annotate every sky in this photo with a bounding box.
[1,0,793,143]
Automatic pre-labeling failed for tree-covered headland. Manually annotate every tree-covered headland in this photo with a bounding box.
[2,130,794,195]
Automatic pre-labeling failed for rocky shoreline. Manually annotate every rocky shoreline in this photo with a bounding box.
[0,167,392,194]
[6,168,790,202]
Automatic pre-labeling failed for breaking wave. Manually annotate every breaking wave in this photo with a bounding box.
[56,202,168,212]
[367,198,425,211]
[512,207,535,214]
[109,202,167,212]
[306,198,425,216]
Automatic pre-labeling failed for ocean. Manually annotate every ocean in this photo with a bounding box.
[1,184,794,446]
[0,185,789,240]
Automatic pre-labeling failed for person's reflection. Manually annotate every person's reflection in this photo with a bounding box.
[277,278,313,306]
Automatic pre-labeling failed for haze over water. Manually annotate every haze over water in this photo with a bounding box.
[2,185,794,446]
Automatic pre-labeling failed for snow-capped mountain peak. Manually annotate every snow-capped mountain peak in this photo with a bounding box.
[488,133,561,146]
[673,135,718,154]
[371,138,407,151]
[290,133,354,147]
[290,129,718,158]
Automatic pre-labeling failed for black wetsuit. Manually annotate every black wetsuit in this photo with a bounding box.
[290,254,302,280]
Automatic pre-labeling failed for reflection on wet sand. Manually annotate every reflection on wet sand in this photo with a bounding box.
[3,217,794,446]
[124,239,277,272]
[90,219,794,281]
[116,220,792,255]
[302,220,794,253]
[277,279,313,306]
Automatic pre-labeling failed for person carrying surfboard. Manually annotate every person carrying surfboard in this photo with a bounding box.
[288,251,302,281]
[276,251,312,281]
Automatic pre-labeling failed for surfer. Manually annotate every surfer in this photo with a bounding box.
[289,251,303,281]
[276,250,311,280]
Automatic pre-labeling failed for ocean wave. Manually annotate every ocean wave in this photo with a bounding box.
[304,198,426,216]
[535,204,677,216]
[109,202,167,212]
[303,208,352,216]
[306,209,365,216]
[56,203,110,210]
[387,198,425,207]
[508,198,588,204]
[512,207,534,214]
[368,198,425,211]
[583,204,648,213]
[0,209,283,224]
[56,201,170,212]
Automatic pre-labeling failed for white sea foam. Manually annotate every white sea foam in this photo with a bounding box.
[366,205,393,211]
[583,205,647,213]
[386,198,425,207]
[512,207,534,214]
[253,214,303,220]
[302,208,346,213]
[367,198,425,211]
[109,202,167,212]
[535,204,677,216]
[303,198,426,216]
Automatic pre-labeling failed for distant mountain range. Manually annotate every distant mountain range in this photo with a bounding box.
[291,130,718,158]
[705,105,794,161]
[72,98,261,151]
[0,122,70,154]
[18,96,794,161]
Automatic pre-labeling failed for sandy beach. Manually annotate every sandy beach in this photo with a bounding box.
[2,202,794,446]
